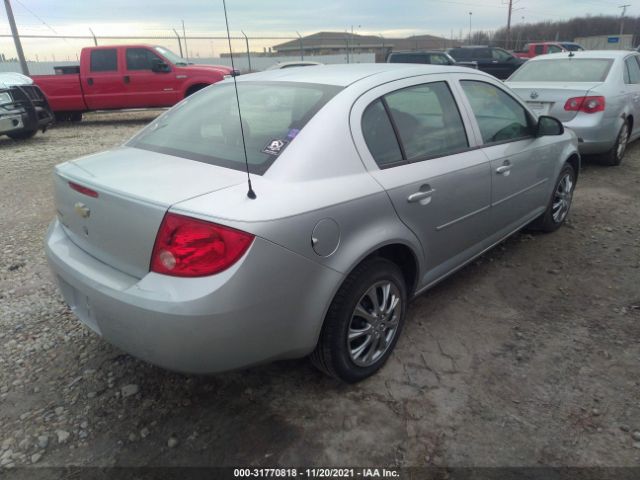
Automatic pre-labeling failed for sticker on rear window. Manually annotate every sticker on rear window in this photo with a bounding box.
[262,138,289,156]
[286,128,300,140]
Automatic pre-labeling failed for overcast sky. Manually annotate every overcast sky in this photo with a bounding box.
[0,0,635,60]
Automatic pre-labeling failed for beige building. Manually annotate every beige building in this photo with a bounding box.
[273,32,456,61]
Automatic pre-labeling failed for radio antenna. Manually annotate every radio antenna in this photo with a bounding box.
[222,0,256,199]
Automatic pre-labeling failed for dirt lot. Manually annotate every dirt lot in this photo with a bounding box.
[0,111,639,471]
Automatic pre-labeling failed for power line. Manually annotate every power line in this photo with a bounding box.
[12,0,58,35]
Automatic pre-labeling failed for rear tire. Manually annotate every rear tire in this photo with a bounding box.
[600,121,629,166]
[7,129,37,140]
[311,258,407,383]
[527,163,576,233]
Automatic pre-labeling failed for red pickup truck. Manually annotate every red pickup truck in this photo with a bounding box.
[33,45,235,121]
[513,42,584,59]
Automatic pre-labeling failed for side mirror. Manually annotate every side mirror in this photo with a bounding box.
[151,60,170,73]
[536,115,564,136]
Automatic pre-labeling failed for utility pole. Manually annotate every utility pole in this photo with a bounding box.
[506,0,513,50]
[619,4,631,36]
[468,12,472,44]
[3,0,29,75]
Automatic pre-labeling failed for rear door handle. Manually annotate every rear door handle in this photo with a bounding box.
[87,78,94,86]
[407,188,435,203]
[123,75,130,84]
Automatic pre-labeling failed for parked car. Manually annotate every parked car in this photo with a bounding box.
[46,64,579,382]
[266,61,323,70]
[506,50,640,165]
[513,42,584,59]
[32,44,235,122]
[448,46,526,79]
[0,72,53,140]
[386,50,477,69]
[559,42,585,52]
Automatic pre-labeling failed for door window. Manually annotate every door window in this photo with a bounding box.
[534,45,544,55]
[461,80,533,144]
[368,82,468,165]
[547,45,562,53]
[624,57,640,84]
[430,53,451,65]
[90,49,118,72]
[361,99,404,167]
[126,48,164,71]
[492,49,512,61]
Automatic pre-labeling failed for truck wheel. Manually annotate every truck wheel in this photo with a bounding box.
[7,129,38,140]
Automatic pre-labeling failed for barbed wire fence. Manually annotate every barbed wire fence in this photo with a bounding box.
[0,27,591,76]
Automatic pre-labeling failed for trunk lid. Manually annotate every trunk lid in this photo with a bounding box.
[55,147,245,278]
[506,81,601,122]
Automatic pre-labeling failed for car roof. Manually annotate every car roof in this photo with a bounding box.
[236,63,478,87]
[528,50,637,61]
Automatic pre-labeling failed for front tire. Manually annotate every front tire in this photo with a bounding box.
[311,258,407,383]
[528,163,576,233]
[601,121,629,166]
[7,129,37,140]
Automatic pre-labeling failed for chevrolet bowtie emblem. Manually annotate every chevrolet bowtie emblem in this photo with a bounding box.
[74,202,91,218]
[530,91,539,100]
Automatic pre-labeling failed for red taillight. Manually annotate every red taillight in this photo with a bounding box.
[150,213,254,277]
[69,181,99,198]
[564,96,605,114]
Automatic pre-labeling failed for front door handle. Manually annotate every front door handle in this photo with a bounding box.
[407,188,435,203]
[496,160,512,175]
[123,75,130,84]
[87,78,94,86]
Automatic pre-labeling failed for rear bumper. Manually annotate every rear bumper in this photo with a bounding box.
[564,113,620,155]
[45,219,342,374]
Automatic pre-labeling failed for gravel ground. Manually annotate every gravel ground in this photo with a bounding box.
[0,111,639,471]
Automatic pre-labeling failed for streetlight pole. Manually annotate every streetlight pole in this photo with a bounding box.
[619,4,631,36]
[468,12,473,45]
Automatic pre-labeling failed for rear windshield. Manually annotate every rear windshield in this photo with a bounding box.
[129,81,341,175]
[509,58,613,82]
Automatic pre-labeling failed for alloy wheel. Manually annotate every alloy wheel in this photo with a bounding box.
[347,280,402,367]
[617,123,629,161]
[552,172,574,223]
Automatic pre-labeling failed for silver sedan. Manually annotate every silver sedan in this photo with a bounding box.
[506,50,640,165]
[46,64,579,382]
